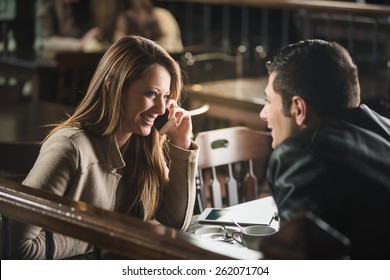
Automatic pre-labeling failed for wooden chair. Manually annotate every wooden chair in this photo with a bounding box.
[0,85,22,107]
[193,126,272,213]
[188,103,210,137]
[54,51,104,105]
[180,49,244,84]
[0,142,41,183]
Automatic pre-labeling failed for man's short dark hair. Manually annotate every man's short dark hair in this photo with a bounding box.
[266,39,360,117]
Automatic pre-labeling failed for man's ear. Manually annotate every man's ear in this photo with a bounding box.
[290,96,307,127]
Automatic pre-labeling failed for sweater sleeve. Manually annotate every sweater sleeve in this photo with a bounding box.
[155,141,199,231]
[10,135,93,259]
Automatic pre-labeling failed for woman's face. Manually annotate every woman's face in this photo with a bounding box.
[122,64,171,136]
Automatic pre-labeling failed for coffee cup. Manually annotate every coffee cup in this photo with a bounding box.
[232,225,276,250]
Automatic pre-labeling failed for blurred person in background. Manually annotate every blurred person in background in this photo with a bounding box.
[34,0,116,57]
[97,0,183,53]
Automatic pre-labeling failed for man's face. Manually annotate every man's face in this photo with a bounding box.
[260,72,300,149]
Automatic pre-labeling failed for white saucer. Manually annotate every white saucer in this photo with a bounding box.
[194,226,237,242]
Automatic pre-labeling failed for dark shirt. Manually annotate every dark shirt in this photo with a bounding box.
[267,104,390,259]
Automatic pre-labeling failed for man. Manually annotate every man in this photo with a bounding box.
[260,39,390,259]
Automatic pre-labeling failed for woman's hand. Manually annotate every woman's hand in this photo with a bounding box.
[166,101,192,149]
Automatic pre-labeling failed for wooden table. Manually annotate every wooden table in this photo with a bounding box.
[0,101,74,175]
[188,196,278,233]
[185,77,268,131]
[0,177,263,260]
[0,101,74,143]
[186,196,278,257]
[0,51,57,101]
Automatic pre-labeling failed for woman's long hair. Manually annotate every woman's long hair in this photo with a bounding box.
[48,35,182,221]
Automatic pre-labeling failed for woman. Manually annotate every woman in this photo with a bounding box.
[34,0,110,56]
[10,35,198,259]
[98,0,183,53]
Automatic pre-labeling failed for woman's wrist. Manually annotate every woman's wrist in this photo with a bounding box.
[170,138,192,150]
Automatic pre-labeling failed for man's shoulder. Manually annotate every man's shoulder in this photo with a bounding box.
[277,104,390,156]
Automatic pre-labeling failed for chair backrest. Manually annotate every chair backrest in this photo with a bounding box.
[180,50,244,84]
[54,51,104,105]
[0,85,21,107]
[193,126,272,213]
[0,142,41,182]
[188,103,210,136]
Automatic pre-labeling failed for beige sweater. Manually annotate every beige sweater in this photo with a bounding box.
[10,127,198,259]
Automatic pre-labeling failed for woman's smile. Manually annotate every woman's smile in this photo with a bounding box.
[116,64,171,146]
[141,113,158,126]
